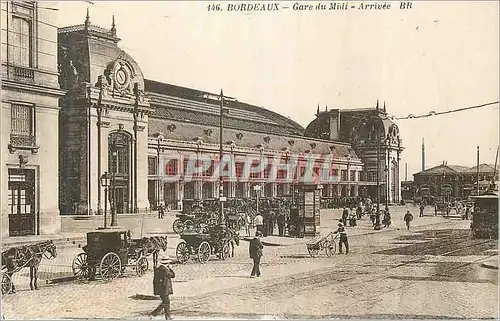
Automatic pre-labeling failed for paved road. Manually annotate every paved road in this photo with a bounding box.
[2,206,498,319]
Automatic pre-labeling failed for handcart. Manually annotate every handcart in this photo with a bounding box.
[306,232,338,257]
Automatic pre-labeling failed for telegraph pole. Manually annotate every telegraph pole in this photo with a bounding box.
[476,146,480,195]
[219,89,225,226]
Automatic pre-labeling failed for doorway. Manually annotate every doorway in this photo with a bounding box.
[8,168,36,236]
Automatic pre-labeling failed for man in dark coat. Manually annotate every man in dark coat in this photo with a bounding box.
[249,231,264,277]
[151,256,175,319]
[342,207,349,226]
[277,212,285,237]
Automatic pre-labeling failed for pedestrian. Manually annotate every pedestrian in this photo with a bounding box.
[249,231,264,277]
[268,211,275,236]
[151,256,175,320]
[254,213,263,235]
[383,209,391,228]
[334,220,349,254]
[404,210,413,230]
[277,212,285,237]
[419,203,425,217]
[245,213,251,237]
[342,207,349,226]
[158,203,164,219]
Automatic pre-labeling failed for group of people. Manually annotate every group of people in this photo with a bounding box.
[252,211,287,237]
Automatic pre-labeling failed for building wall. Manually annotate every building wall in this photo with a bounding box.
[1,1,64,236]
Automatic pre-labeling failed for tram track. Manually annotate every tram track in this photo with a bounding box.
[170,226,498,318]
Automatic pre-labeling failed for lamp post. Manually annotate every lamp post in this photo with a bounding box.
[100,172,111,229]
[157,134,164,209]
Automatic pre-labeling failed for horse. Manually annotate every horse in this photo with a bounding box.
[139,236,168,268]
[1,240,57,293]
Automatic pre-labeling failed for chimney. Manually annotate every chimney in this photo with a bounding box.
[329,109,341,140]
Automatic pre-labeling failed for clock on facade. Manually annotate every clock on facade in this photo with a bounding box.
[115,67,128,86]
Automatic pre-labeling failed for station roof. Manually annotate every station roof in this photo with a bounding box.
[145,80,305,137]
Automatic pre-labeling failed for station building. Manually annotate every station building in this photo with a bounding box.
[2,7,404,236]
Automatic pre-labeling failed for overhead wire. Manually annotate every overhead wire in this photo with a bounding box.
[388,101,499,120]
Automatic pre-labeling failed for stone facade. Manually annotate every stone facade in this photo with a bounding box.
[1,1,65,236]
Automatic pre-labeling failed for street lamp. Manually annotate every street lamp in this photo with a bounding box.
[100,172,111,229]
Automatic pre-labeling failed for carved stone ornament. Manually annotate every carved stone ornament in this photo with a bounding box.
[105,59,138,97]
[236,133,243,140]
[263,136,271,143]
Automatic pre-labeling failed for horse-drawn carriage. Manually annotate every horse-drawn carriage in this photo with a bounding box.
[175,225,239,264]
[2,240,57,294]
[306,232,339,257]
[71,229,167,282]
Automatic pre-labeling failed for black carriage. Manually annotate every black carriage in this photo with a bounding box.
[71,229,149,282]
[175,226,237,264]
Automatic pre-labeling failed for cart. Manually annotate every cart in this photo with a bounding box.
[175,226,237,264]
[71,229,150,282]
[306,232,338,257]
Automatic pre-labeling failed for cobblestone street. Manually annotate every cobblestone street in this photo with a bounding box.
[2,207,498,319]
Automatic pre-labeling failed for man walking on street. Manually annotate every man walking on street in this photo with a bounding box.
[249,231,264,277]
[404,210,414,230]
[151,256,175,319]
[334,220,349,254]
[158,203,164,219]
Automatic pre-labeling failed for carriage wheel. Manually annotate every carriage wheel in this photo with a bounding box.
[220,243,230,261]
[307,248,319,258]
[72,253,91,280]
[172,219,184,234]
[325,241,337,257]
[135,257,149,276]
[198,241,211,264]
[99,252,122,282]
[184,220,194,231]
[176,242,190,264]
[1,273,12,295]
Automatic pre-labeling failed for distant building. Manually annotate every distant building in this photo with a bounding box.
[1,1,66,236]
[413,162,498,202]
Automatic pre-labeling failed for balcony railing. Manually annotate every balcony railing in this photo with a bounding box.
[8,134,38,154]
[2,65,35,83]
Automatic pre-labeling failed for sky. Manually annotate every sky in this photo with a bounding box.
[54,1,499,178]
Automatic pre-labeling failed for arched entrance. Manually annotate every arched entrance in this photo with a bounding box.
[108,132,131,214]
